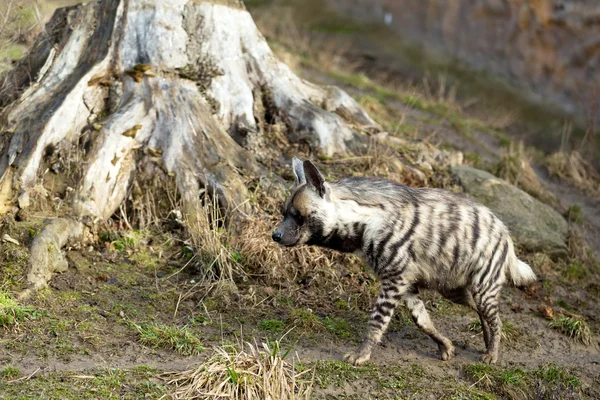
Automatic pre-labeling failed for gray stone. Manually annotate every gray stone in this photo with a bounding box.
[451,166,568,258]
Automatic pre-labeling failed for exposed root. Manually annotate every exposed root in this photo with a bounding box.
[18,217,83,300]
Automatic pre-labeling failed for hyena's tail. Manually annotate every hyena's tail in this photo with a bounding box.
[505,256,537,287]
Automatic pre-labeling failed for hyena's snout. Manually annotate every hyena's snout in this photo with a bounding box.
[271,229,283,242]
[271,219,300,246]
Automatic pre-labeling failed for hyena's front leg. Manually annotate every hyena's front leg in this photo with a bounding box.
[402,292,455,361]
[344,280,407,366]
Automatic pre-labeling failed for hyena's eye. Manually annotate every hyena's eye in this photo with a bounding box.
[288,208,305,225]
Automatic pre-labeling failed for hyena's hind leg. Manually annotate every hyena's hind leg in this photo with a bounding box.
[442,288,491,349]
[473,287,502,364]
[403,289,455,361]
[344,280,409,366]
[478,311,491,349]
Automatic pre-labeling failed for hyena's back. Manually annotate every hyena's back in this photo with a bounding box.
[333,177,531,292]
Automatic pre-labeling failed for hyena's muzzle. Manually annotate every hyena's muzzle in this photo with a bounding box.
[272,216,301,246]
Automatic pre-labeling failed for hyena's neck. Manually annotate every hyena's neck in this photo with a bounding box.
[309,198,380,253]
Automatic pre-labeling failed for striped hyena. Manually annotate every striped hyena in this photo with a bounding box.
[272,158,536,365]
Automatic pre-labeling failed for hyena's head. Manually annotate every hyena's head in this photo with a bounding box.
[272,157,332,246]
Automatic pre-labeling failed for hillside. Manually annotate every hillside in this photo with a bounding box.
[0,0,599,399]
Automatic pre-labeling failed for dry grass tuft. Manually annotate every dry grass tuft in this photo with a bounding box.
[549,315,592,346]
[185,197,243,283]
[546,151,600,196]
[164,339,313,400]
[132,322,205,356]
[235,215,338,283]
[320,138,430,188]
[566,228,597,268]
[495,142,557,206]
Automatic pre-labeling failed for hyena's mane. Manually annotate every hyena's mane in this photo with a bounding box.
[331,177,422,208]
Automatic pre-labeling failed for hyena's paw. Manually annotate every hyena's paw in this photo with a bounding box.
[480,352,498,364]
[438,340,455,361]
[343,347,371,366]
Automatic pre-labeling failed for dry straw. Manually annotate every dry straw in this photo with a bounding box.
[164,338,314,400]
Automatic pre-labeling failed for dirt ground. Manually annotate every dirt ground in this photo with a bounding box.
[1,0,600,399]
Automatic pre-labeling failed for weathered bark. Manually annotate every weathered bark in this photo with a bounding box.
[0,0,375,293]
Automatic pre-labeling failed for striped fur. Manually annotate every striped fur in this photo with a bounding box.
[273,158,537,365]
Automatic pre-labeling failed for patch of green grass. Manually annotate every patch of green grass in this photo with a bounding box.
[100,231,120,243]
[447,385,496,400]
[313,360,425,392]
[190,314,210,326]
[1,43,25,61]
[49,319,74,336]
[535,364,581,387]
[448,113,473,137]
[501,321,520,344]
[1,366,20,380]
[556,299,571,310]
[402,94,430,112]
[287,308,324,332]
[549,315,592,345]
[432,298,467,316]
[464,152,482,167]
[0,367,166,399]
[0,292,46,328]
[465,363,581,398]
[132,323,205,355]
[313,360,378,388]
[322,316,353,339]
[565,204,583,224]
[58,291,81,302]
[465,363,497,382]
[334,299,349,310]
[99,231,136,252]
[259,318,285,333]
[467,318,482,333]
[498,134,512,148]
[564,260,587,281]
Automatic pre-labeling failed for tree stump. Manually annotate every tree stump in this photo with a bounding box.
[0,0,376,296]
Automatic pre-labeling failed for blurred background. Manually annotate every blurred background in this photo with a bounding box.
[3,0,598,165]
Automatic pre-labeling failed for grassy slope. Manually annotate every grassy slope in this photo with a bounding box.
[1,1,600,399]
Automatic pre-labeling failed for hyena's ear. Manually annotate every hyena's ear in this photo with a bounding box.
[303,160,328,198]
[292,157,306,186]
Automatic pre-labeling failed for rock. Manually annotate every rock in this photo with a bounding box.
[451,166,568,257]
